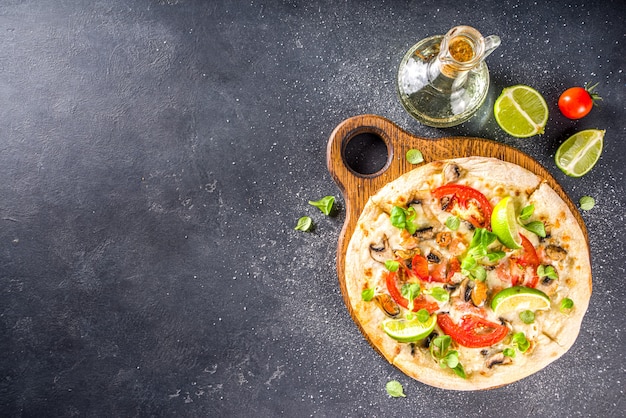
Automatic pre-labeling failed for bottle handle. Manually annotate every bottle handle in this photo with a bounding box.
[482,35,501,60]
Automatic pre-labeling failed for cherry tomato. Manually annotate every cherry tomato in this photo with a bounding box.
[558,84,601,120]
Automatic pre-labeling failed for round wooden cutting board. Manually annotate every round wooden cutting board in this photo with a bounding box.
[326,114,588,330]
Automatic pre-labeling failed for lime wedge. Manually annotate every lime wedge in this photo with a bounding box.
[491,286,550,316]
[491,196,522,249]
[494,85,549,138]
[382,314,437,343]
[555,129,605,177]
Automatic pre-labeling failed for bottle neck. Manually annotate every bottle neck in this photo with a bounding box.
[427,57,470,93]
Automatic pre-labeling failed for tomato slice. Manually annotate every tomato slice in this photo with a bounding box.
[437,314,509,348]
[411,254,429,280]
[516,234,540,287]
[432,184,493,229]
[384,270,439,314]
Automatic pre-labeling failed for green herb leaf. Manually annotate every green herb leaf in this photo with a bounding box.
[425,286,450,302]
[445,216,460,231]
[460,228,504,280]
[473,265,487,281]
[560,297,574,312]
[522,221,546,238]
[406,149,424,164]
[401,283,421,311]
[308,196,335,215]
[415,308,430,323]
[519,310,535,324]
[294,216,313,231]
[519,204,535,221]
[579,196,595,211]
[429,335,466,378]
[485,251,506,263]
[431,335,451,358]
[452,363,467,379]
[512,332,530,352]
[361,288,375,301]
[390,206,418,234]
[537,265,558,280]
[385,260,400,272]
[385,380,406,398]
[503,347,517,358]
[444,351,459,368]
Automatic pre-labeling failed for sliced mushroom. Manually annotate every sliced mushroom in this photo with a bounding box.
[485,352,513,369]
[373,294,401,318]
[415,226,435,240]
[545,245,567,261]
[369,235,393,264]
[443,162,464,183]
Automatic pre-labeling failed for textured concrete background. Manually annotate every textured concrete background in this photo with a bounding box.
[0,0,624,416]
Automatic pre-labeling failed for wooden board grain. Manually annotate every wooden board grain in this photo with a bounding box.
[326,114,588,323]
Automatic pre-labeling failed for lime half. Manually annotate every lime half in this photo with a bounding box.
[491,286,550,316]
[555,129,605,177]
[382,315,437,343]
[494,85,549,138]
[491,196,522,249]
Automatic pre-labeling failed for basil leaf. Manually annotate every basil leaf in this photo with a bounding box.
[401,283,421,300]
[473,265,487,281]
[308,196,335,215]
[503,347,517,358]
[519,310,535,324]
[415,308,430,323]
[361,288,375,301]
[445,351,459,368]
[560,298,574,312]
[522,221,546,238]
[452,363,467,379]
[537,265,558,280]
[519,204,535,221]
[485,251,506,262]
[579,196,595,211]
[385,260,400,272]
[512,332,530,352]
[445,216,460,231]
[294,216,313,231]
[406,149,424,165]
[390,206,418,234]
[426,286,450,302]
[385,380,406,398]
[390,206,407,229]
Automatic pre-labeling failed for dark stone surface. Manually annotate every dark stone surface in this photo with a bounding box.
[0,0,624,416]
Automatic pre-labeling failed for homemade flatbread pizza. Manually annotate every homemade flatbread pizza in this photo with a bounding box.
[345,156,591,390]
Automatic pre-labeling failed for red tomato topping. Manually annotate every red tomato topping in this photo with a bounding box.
[432,184,493,229]
[437,314,509,348]
[411,254,430,280]
[384,270,439,314]
[516,234,540,288]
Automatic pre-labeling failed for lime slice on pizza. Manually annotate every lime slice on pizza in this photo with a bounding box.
[491,286,551,316]
[555,129,605,177]
[494,85,548,138]
[382,314,437,343]
[491,196,522,249]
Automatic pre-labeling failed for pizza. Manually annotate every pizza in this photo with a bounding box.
[344,156,591,390]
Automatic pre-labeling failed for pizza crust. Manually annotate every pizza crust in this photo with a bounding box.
[344,157,591,390]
